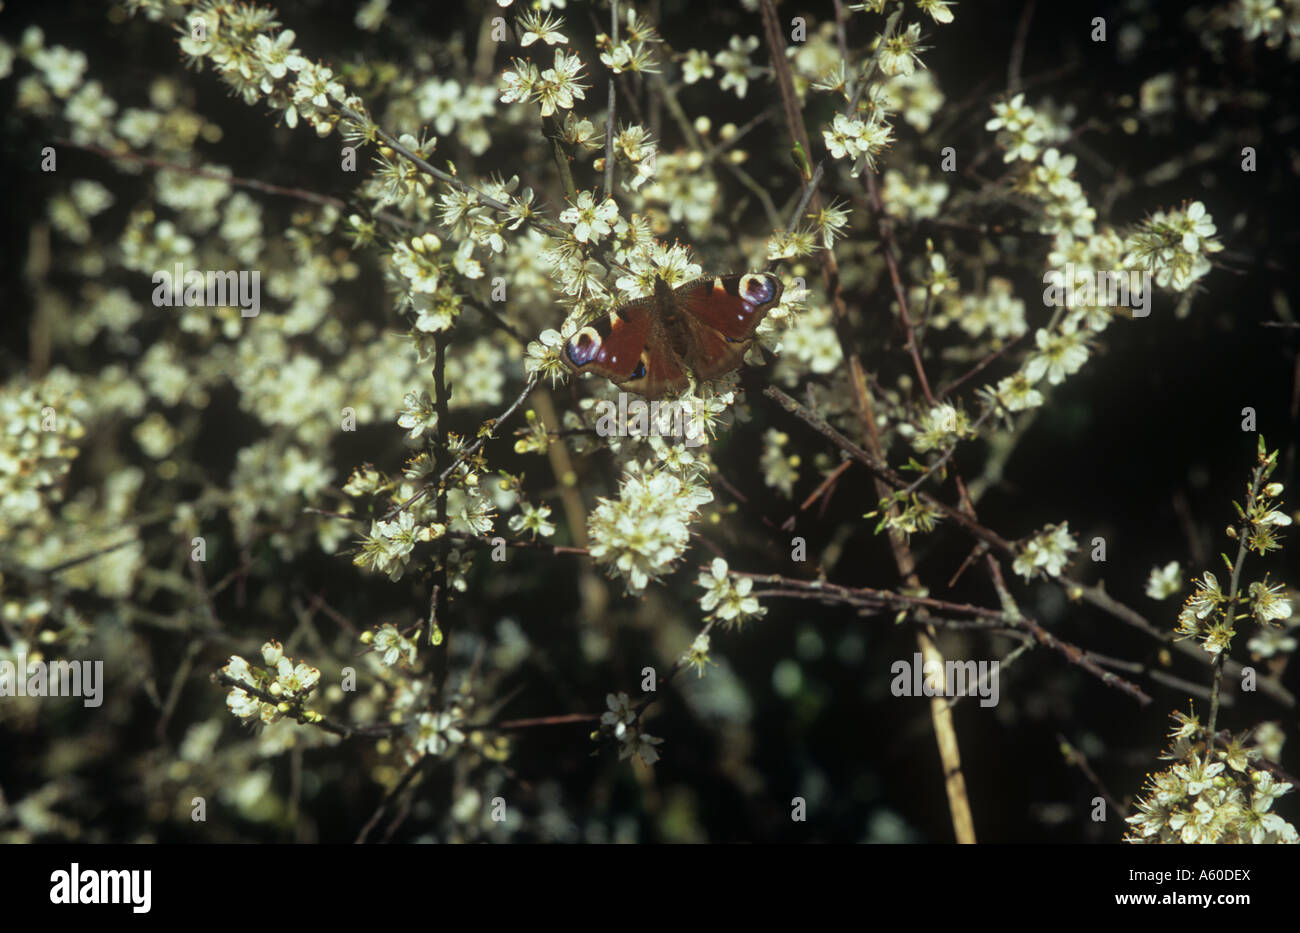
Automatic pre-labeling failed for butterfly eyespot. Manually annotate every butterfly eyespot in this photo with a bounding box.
[566,327,605,366]
[740,274,778,303]
[631,360,647,379]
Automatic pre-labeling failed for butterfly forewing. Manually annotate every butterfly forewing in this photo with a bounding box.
[563,298,653,382]
[673,274,783,379]
[673,274,782,341]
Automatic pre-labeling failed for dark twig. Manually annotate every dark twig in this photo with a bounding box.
[1057,732,1127,818]
[1007,0,1036,94]
[356,759,425,844]
[213,672,399,739]
[53,137,411,230]
[935,333,1027,399]
[381,374,540,521]
[489,713,600,730]
[604,0,618,197]
[764,385,1018,554]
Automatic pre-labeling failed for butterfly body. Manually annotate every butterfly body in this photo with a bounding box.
[563,273,783,399]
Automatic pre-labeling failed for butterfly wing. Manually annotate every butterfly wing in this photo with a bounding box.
[673,274,783,380]
[562,296,689,398]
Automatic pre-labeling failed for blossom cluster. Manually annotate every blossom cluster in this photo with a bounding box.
[902,402,975,455]
[222,641,324,726]
[0,376,88,538]
[599,692,664,765]
[409,703,467,761]
[175,2,363,138]
[1125,710,1297,844]
[822,110,894,177]
[1231,0,1300,57]
[1121,200,1224,293]
[587,458,714,594]
[1012,522,1078,581]
[697,558,768,628]
[1174,450,1291,657]
[500,48,589,118]
[968,91,1227,426]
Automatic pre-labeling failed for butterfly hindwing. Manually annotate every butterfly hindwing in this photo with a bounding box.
[622,345,689,398]
[563,296,689,397]
[563,298,652,382]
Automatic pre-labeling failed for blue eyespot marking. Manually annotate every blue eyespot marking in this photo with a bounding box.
[631,360,646,379]
[566,331,602,365]
[742,274,778,304]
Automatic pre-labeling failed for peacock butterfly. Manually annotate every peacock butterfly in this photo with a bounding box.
[562,273,783,399]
